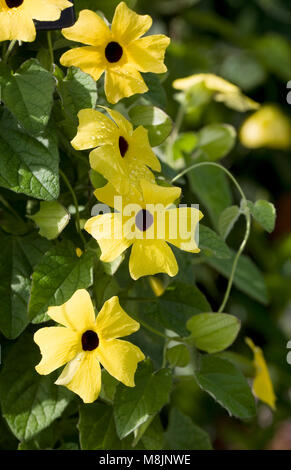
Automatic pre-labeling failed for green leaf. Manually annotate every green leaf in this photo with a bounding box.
[218,205,241,240]
[0,333,71,441]
[136,281,211,336]
[139,415,165,450]
[199,224,231,259]
[79,403,131,450]
[28,240,94,322]
[58,67,98,136]
[173,132,198,161]
[0,233,50,339]
[187,313,240,353]
[143,73,167,110]
[165,408,212,450]
[129,105,172,147]
[0,59,55,135]
[99,370,119,404]
[28,201,70,240]
[194,355,256,419]
[114,360,172,439]
[197,124,236,161]
[187,163,232,226]
[206,250,268,304]
[0,109,59,200]
[248,199,276,233]
[166,344,190,367]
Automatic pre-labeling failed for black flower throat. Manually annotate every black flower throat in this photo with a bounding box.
[119,136,128,157]
[135,209,154,232]
[82,330,99,351]
[105,41,123,63]
[6,0,23,7]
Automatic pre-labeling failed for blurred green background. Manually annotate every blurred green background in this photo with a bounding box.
[137,0,291,450]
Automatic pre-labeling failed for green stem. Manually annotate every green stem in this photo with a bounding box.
[170,103,185,145]
[126,307,183,342]
[3,40,17,64]
[59,169,86,246]
[47,32,54,72]
[171,161,246,201]
[171,161,251,313]
[218,211,251,312]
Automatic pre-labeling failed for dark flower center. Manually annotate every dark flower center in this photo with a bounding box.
[105,41,123,63]
[135,209,154,232]
[5,0,23,7]
[119,136,128,157]
[82,330,99,351]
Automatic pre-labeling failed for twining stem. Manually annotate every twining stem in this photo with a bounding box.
[171,160,251,313]
[3,40,17,64]
[170,103,185,146]
[218,211,251,312]
[59,169,86,246]
[171,160,246,201]
[47,32,54,72]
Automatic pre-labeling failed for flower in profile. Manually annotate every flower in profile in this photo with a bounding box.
[173,73,259,112]
[34,289,144,403]
[60,2,170,104]
[0,0,72,42]
[85,179,203,280]
[246,338,276,410]
[240,105,291,150]
[72,107,161,198]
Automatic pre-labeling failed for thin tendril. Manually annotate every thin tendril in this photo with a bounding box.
[171,160,251,312]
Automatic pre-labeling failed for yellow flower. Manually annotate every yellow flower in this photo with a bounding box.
[60,2,170,104]
[72,107,161,198]
[173,73,259,112]
[246,337,276,410]
[34,289,144,403]
[0,0,72,42]
[85,179,203,280]
[240,105,291,150]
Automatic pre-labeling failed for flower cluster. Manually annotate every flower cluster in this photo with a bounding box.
[1,1,202,403]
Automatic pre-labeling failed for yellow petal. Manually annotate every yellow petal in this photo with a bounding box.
[96,296,140,339]
[140,179,181,207]
[103,107,133,136]
[127,35,170,73]
[34,326,79,375]
[173,73,239,93]
[94,182,120,208]
[94,181,144,208]
[60,46,105,82]
[111,1,152,44]
[85,213,133,263]
[129,239,178,280]
[25,0,72,21]
[149,276,165,297]
[246,337,276,410]
[57,351,101,403]
[0,11,36,42]
[173,73,259,112]
[89,145,129,195]
[240,105,291,150]
[129,126,161,172]
[47,289,96,333]
[71,108,116,151]
[105,65,148,104]
[164,207,203,252]
[61,9,111,46]
[97,338,144,386]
